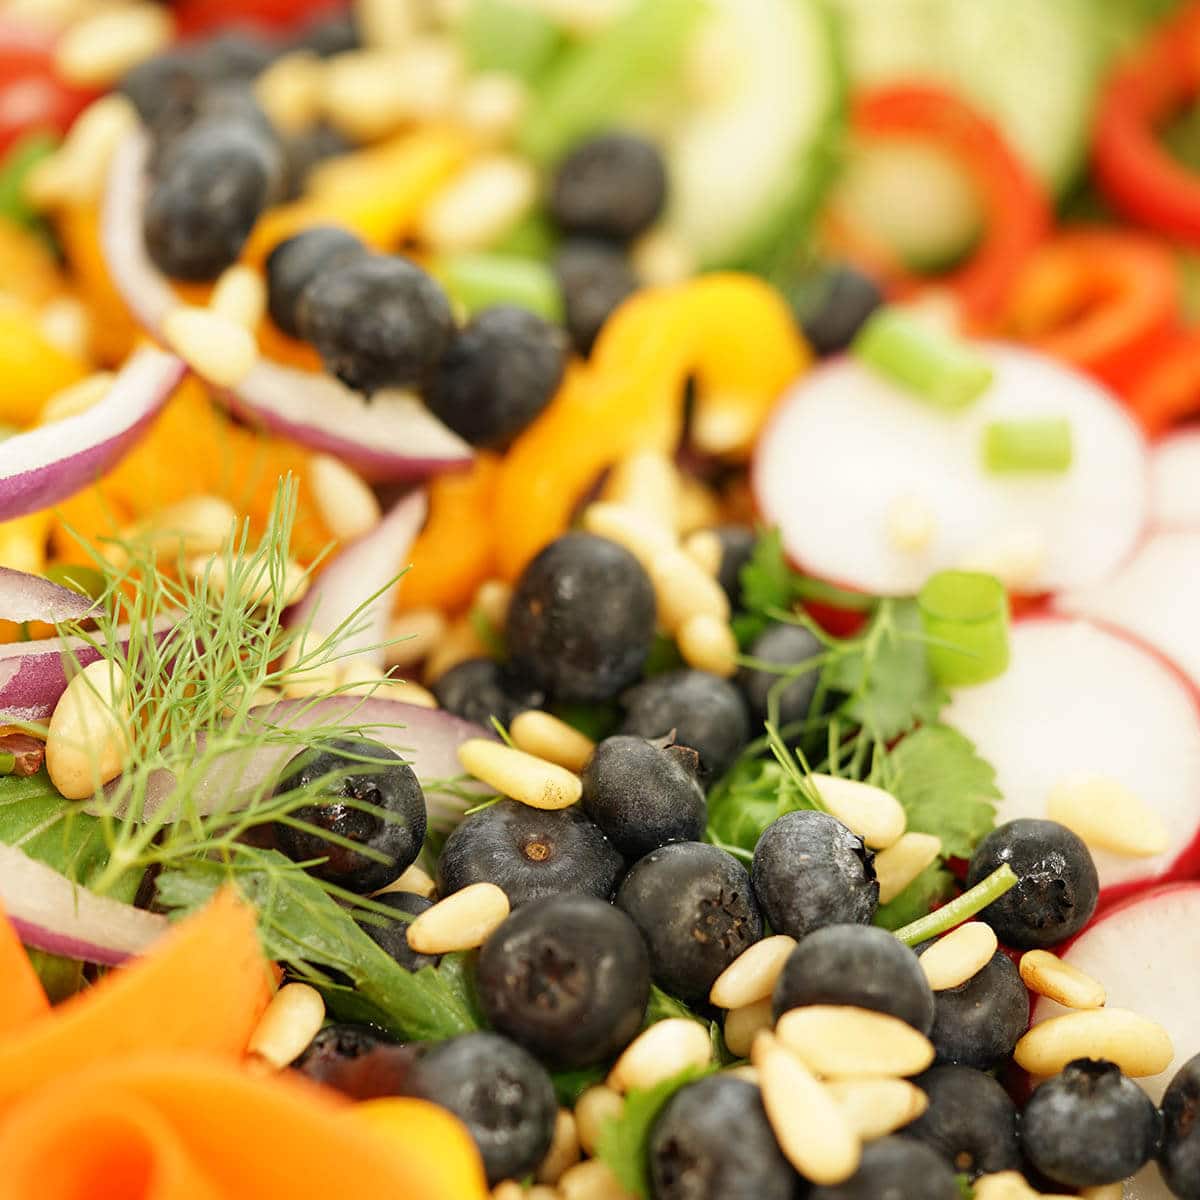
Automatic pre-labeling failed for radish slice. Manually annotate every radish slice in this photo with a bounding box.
[0,347,185,523]
[0,844,167,966]
[752,344,1148,595]
[1056,531,1200,695]
[0,567,95,624]
[1150,429,1200,529]
[943,617,1200,898]
[287,489,427,667]
[102,130,474,482]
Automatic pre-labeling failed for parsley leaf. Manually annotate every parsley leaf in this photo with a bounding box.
[705,758,815,855]
[736,528,795,643]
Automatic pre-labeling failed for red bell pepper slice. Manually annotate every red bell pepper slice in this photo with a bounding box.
[0,31,94,159]
[172,0,348,38]
[1123,329,1200,436]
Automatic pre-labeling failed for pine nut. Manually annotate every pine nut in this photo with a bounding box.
[339,658,386,695]
[723,997,774,1059]
[247,982,325,1069]
[753,1031,861,1185]
[511,711,595,774]
[418,155,537,253]
[1014,1009,1173,1079]
[958,526,1046,591]
[873,832,942,904]
[495,1185,560,1200]
[631,229,695,288]
[603,450,679,530]
[1080,1185,1125,1200]
[280,630,340,698]
[375,862,437,899]
[130,495,237,561]
[885,493,936,554]
[918,922,998,991]
[385,609,447,669]
[40,372,114,425]
[582,502,675,574]
[650,547,731,633]
[724,1065,760,1084]
[973,1172,1042,1200]
[211,265,267,332]
[39,296,90,360]
[682,529,723,577]
[164,306,258,388]
[710,935,796,1010]
[607,1019,713,1094]
[255,51,325,134]
[810,774,907,849]
[558,1159,635,1200]
[308,454,382,543]
[424,616,486,682]
[774,1005,936,1079]
[574,1086,623,1156]
[46,660,129,800]
[406,881,509,954]
[691,402,759,458]
[357,0,417,48]
[191,554,308,611]
[55,4,172,88]
[675,476,722,536]
[537,1109,581,1185]
[1046,774,1169,858]
[26,94,137,209]
[1019,950,1106,1011]
[383,679,439,708]
[473,579,512,631]
[458,739,581,811]
[825,1078,928,1140]
[677,613,739,678]
[458,73,529,143]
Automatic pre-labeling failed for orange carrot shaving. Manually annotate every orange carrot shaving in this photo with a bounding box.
[0,908,49,1035]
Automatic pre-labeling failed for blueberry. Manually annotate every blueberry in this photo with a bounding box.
[193,29,279,82]
[790,264,884,358]
[967,819,1099,950]
[293,1022,388,1087]
[809,1136,959,1200]
[144,118,285,280]
[926,948,1027,1070]
[297,255,455,395]
[751,811,878,940]
[710,525,756,610]
[550,132,667,243]
[266,226,367,338]
[739,622,824,728]
[476,894,650,1069]
[616,842,763,1005]
[289,13,360,57]
[271,738,426,893]
[648,1075,798,1200]
[119,49,205,130]
[581,735,706,860]
[358,891,438,973]
[403,1032,557,1185]
[1160,1052,1200,1198]
[1021,1059,1162,1188]
[436,798,623,908]
[771,924,934,1033]
[905,1065,1020,1178]
[507,533,656,704]
[280,123,354,200]
[619,669,750,781]
[293,1027,421,1101]
[426,306,568,448]
[431,658,544,731]
[554,239,638,355]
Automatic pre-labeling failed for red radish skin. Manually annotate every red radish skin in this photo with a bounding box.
[1150,429,1200,528]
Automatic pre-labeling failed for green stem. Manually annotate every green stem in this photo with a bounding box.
[892,864,1018,947]
[0,752,14,776]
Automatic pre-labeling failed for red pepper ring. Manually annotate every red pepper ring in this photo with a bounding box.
[1094,2,1200,245]
[1123,330,1200,437]
[846,83,1053,326]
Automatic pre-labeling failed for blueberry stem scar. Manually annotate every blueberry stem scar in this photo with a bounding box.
[892,864,1018,947]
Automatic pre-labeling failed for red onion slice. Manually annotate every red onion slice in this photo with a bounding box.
[0,566,95,624]
[102,130,474,481]
[0,844,167,966]
[288,489,426,667]
[0,347,186,522]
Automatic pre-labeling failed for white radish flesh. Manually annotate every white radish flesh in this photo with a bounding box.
[1150,430,1200,529]
[752,345,1148,595]
[943,618,1200,895]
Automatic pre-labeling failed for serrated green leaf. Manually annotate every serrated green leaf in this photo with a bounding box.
[705,758,815,855]
[873,862,957,931]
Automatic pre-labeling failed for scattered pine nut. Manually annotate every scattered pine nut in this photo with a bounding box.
[886,493,936,554]
[383,679,439,708]
[558,1159,636,1200]
[723,996,774,1059]
[26,94,137,208]
[724,1065,760,1084]
[385,609,447,670]
[280,630,341,698]
[631,229,695,288]
[690,401,759,458]
[255,51,326,133]
[458,739,582,811]
[247,983,326,1069]
[46,660,129,800]
[164,306,258,388]
[375,862,437,899]
[1079,1185,1125,1200]
[710,935,796,1010]
[682,529,723,577]
[973,1172,1043,1200]
[495,1184,560,1200]
[825,1078,929,1140]
[357,0,417,48]
[873,832,943,905]
[129,495,237,560]
[339,658,387,694]
[473,579,513,630]
[418,155,537,253]
[1046,774,1170,858]
[537,1109,581,1185]
[423,615,486,683]
[458,73,529,143]
[810,774,907,849]
[603,450,679,530]
[309,454,382,543]
[582,501,675,573]
[211,264,267,332]
[607,1019,712,1094]
[919,922,998,991]
[40,372,114,425]
[1019,950,1106,1011]
[38,296,90,360]
[1014,1008,1173,1079]
[774,1005,936,1079]
[55,4,172,88]
[406,882,510,954]
[753,1031,861,1185]
[675,476,722,535]
[574,1086,623,1157]
[650,547,732,632]
[511,711,595,774]
[190,554,308,611]
[677,613,739,677]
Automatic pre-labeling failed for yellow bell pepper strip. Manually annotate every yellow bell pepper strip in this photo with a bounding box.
[0,297,88,428]
[0,511,52,575]
[0,216,66,306]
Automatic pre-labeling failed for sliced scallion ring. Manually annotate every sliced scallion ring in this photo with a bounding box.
[982,416,1073,474]
[918,569,1010,686]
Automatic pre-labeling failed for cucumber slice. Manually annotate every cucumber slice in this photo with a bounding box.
[661,0,845,273]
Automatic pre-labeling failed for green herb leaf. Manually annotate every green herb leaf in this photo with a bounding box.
[643,632,683,677]
[705,758,814,855]
[873,863,957,932]
[551,1064,607,1107]
[24,946,87,1002]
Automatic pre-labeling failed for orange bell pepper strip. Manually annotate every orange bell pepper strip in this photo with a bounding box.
[1123,329,1200,436]
[0,906,48,1034]
[0,216,66,307]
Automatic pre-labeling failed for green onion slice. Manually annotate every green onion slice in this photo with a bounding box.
[438,253,564,323]
[918,569,1010,687]
[982,417,1073,474]
[892,864,1018,947]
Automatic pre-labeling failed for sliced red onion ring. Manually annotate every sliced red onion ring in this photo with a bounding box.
[103,130,474,481]
[288,489,427,667]
[0,347,186,523]
[0,566,95,624]
[0,843,167,966]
